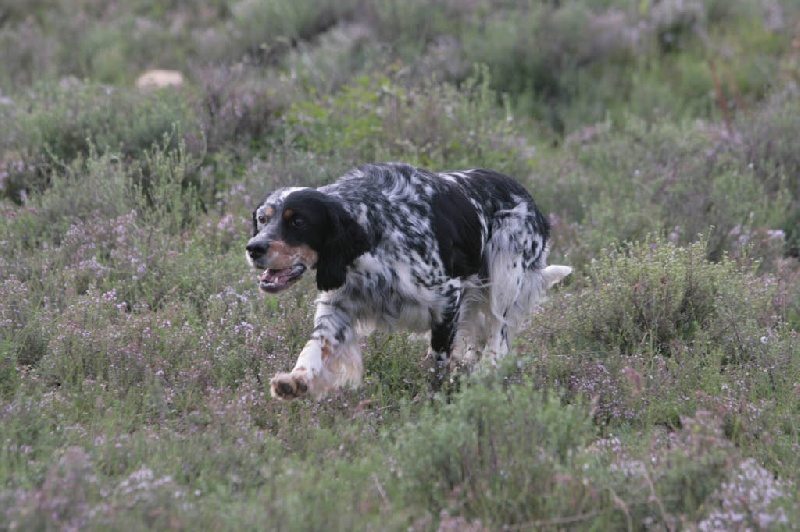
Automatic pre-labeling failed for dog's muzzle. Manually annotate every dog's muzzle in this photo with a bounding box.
[246,239,309,293]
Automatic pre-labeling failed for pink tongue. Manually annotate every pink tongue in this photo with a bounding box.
[261,268,292,283]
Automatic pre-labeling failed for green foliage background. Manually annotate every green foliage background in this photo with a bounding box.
[1,0,799,529]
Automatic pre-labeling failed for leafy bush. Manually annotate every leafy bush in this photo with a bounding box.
[589,411,750,529]
[390,382,597,526]
[464,3,638,132]
[227,0,356,64]
[520,234,799,437]
[193,64,288,153]
[282,22,386,94]
[0,276,50,371]
[0,0,226,86]
[1,83,193,202]
[0,17,59,87]
[459,0,789,133]
[1,141,208,253]
[550,116,792,266]
[285,71,529,175]
[358,0,468,52]
[558,237,779,359]
[738,89,800,253]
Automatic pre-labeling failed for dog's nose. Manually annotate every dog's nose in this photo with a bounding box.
[246,240,269,258]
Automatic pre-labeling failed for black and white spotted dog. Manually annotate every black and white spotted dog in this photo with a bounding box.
[246,163,571,400]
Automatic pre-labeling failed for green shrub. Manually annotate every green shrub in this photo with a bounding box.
[1,152,139,249]
[0,17,59,87]
[0,277,49,369]
[588,411,744,528]
[282,22,388,95]
[520,234,799,436]
[285,71,529,175]
[738,90,800,253]
[0,0,226,86]
[559,237,779,359]
[193,64,288,153]
[457,0,789,133]
[389,381,598,526]
[555,116,792,266]
[0,345,17,398]
[1,140,208,251]
[358,0,465,53]
[1,83,193,203]
[462,3,642,132]
[228,0,356,63]
[0,0,60,25]
[362,332,431,405]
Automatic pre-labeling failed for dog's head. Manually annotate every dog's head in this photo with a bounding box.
[246,188,371,293]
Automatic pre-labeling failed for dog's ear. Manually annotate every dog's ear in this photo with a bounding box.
[316,202,370,291]
[251,210,258,236]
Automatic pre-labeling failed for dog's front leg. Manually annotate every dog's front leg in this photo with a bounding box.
[270,297,362,400]
[269,337,328,400]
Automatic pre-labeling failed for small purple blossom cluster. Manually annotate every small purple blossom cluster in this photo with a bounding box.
[697,458,792,531]
[200,378,271,436]
[589,410,795,529]
[195,211,242,253]
[0,277,32,331]
[2,446,191,530]
[568,362,638,423]
[44,288,149,387]
[43,211,147,299]
[2,446,97,531]
[199,285,312,378]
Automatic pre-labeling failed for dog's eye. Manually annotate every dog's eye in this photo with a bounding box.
[291,216,307,229]
[257,214,268,225]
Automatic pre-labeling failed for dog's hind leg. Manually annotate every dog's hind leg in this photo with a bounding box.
[481,263,571,368]
[480,208,572,367]
[426,283,465,390]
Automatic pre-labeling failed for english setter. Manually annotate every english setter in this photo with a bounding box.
[246,163,571,400]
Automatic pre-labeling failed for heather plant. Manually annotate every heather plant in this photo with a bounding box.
[282,22,387,95]
[0,277,49,371]
[547,116,793,266]
[463,2,637,132]
[460,0,789,132]
[389,382,598,526]
[193,64,288,153]
[1,152,138,249]
[0,15,60,87]
[0,0,227,86]
[695,457,795,530]
[1,83,193,202]
[737,89,800,252]
[555,237,779,359]
[587,411,752,529]
[1,139,210,255]
[0,0,60,25]
[228,0,357,64]
[286,70,529,175]
[358,0,468,53]
[520,234,800,465]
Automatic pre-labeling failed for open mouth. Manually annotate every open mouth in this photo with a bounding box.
[258,264,307,293]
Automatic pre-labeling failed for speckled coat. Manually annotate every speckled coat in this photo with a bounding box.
[246,162,571,400]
